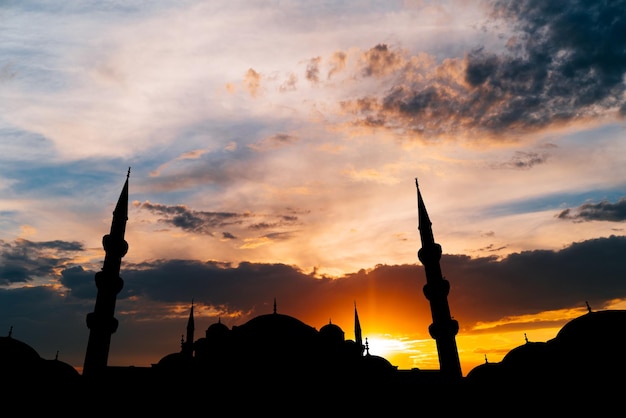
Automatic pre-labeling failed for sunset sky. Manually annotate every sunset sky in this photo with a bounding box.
[2,0,626,376]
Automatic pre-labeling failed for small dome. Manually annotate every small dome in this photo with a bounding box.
[319,321,345,344]
[206,319,230,339]
[501,341,551,367]
[361,353,397,374]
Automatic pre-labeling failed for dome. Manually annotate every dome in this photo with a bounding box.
[361,353,397,375]
[205,319,230,339]
[229,312,320,372]
[555,309,626,344]
[232,312,319,346]
[0,335,42,367]
[41,358,81,382]
[501,341,552,367]
[319,321,345,344]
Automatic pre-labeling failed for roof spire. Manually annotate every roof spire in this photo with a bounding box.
[273,297,277,314]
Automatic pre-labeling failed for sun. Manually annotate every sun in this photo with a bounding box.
[364,335,409,359]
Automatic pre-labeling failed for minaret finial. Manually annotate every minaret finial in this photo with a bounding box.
[8,325,12,338]
[273,297,277,314]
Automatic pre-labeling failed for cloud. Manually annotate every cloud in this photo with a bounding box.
[0,238,85,285]
[150,149,210,177]
[244,68,262,97]
[248,133,299,152]
[337,0,626,141]
[137,202,247,235]
[360,44,405,77]
[557,198,626,222]
[45,234,626,331]
[327,51,347,79]
[490,151,548,169]
[306,57,321,83]
[136,201,301,236]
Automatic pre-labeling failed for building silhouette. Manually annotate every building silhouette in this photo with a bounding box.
[1,173,625,414]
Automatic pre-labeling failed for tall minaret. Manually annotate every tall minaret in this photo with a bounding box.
[83,169,130,378]
[182,301,195,358]
[354,301,364,356]
[415,178,462,379]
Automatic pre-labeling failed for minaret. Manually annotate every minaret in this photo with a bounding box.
[415,178,462,379]
[182,301,195,358]
[83,169,130,378]
[354,301,364,356]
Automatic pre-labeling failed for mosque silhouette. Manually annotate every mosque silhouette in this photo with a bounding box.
[2,171,624,414]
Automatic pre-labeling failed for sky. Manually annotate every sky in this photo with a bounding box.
[1,0,626,376]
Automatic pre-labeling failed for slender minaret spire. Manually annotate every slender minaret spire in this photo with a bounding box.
[83,169,130,378]
[182,300,195,358]
[354,301,364,356]
[273,297,277,314]
[415,178,462,379]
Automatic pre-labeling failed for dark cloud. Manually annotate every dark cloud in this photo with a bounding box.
[342,0,626,139]
[60,266,97,299]
[138,201,247,235]
[447,235,626,326]
[137,201,300,236]
[5,232,626,335]
[59,235,626,331]
[472,0,626,123]
[0,238,84,285]
[557,197,626,222]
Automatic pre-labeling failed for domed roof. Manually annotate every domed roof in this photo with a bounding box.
[42,358,81,380]
[234,312,318,338]
[555,309,626,344]
[206,318,230,338]
[501,341,551,367]
[319,321,345,343]
[361,353,397,374]
[465,361,503,383]
[156,351,194,370]
[0,335,42,367]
